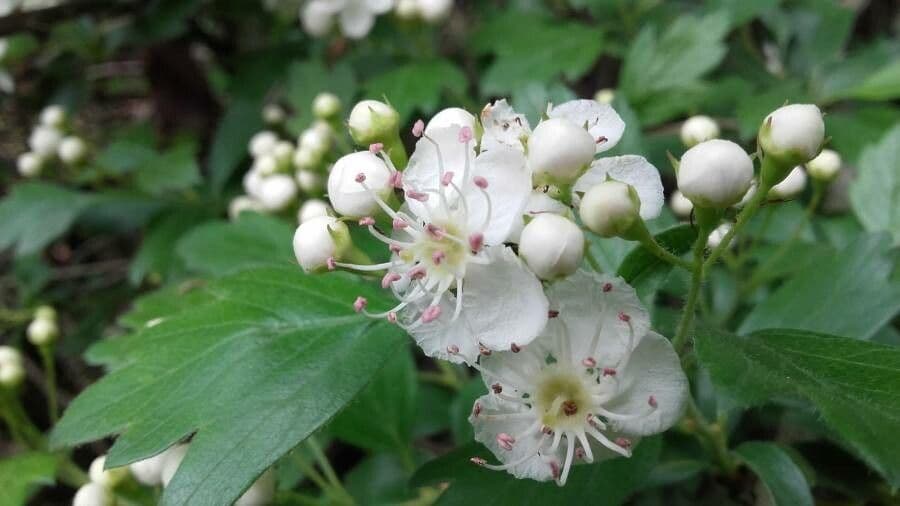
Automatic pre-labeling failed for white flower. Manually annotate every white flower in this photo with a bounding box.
[73,483,114,506]
[707,223,732,249]
[572,155,664,220]
[293,215,351,272]
[313,92,341,119]
[348,99,399,146]
[334,125,547,364]
[768,166,807,200]
[298,198,332,223]
[669,190,693,219]
[129,443,186,487]
[416,0,453,21]
[89,455,130,489]
[593,88,615,105]
[235,469,276,506]
[229,196,264,220]
[579,180,641,238]
[425,107,476,136]
[518,214,584,280]
[58,135,88,165]
[256,174,298,211]
[249,131,279,158]
[468,271,687,485]
[39,104,66,128]
[677,139,754,208]
[546,99,625,154]
[28,125,63,158]
[480,99,531,153]
[327,151,392,217]
[301,0,395,39]
[680,115,719,148]
[262,104,286,125]
[759,104,825,166]
[0,345,24,388]
[806,148,841,182]
[17,152,43,177]
[527,118,596,185]
[27,316,58,346]
[160,443,190,487]
[296,168,324,194]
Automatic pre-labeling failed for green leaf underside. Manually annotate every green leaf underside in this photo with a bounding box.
[51,266,404,506]
[734,442,814,506]
[849,124,900,246]
[364,61,467,122]
[696,327,900,487]
[412,437,661,505]
[0,182,95,256]
[0,452,57,506]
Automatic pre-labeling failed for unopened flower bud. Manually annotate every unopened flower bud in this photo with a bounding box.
[768,166,807,200]
[669,190,694,218]
[301,1,335,37]
[806,149,841,182]
[519,214,585,280]
[73,483,114,506]
[417,0,453,22]
[293,146,321,171]
[262,104,286,125]
[313,92,341,120]
[249,131,279,158]
[235,469,276,506]
[680,115,720,147]
[594,88,615,105]
[39,105,66,128]
[253,154,279,176]
[58,136,88,165]
[299,128,330,157]
[89,455,130,489]
[327,151,392,217]
[579,180,641,238]
[228,195,263,220]
[296,169,324,194]
[707,223,732,249]
[272,141,295,168]
[528,118,596,186]
[129,449,170,486]
[17,152,43,177]
[28,125,63,158]
[257,174,298,211]
[298,198,332,223]
[395,0,418,19]
[758,104,825,184]
[293,215,351,272]
[27,317,58,346]
[677,139,754,208]
[243,169,265,197]
[348,100,400,146]
[0,345,24,388]
[425,107,476,136]
[34,305,56,321]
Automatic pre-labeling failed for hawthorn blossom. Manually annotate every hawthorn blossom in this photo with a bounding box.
[334,125,548,364]
[468,271,687,485]
[480,99,531,153]
[301,0,394,39]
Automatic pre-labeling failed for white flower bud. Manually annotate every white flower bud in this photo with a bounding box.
[395,0,419,19]
[327,151,392,217]
[257,174,298,211]
[293,215,351,272]
[252,154,279,176]
[160,444,189,487]
[425,107,476,135]
[806,148,841,182]
[0,346,22,368]
[262,104,286,125]
[296,169,324,194]
[272,141,295,168]
[417,0,453,22]
[759,104,825,167]
[579,180,641,238]
[0,345,24,388]
[298,198,331,223]
[519,214,585,280]
[593,88,615,105]
[243,168,265,197]
[768,166,807,200]
[28,125,63,158]
[312,92,341,119]
[228,195,263,220]
[707,223,732,249]
[17,152,43,177]
[89,455,130,489]
[58,136,88,165]
[299,128,330,157]
[34,305,56,321]
[39,105,66,128]
[235,469,276,506]
[129,450,170,487]
[293,146,321,171]
[680,115,720,148]
[27,317,58,346]
[348,100,400,146]
[249,131,279,158]
[677,139,754,208]
[528,118,596,185]
[73,483,114,506]
[669,190,694,218]
[301,1,335,37]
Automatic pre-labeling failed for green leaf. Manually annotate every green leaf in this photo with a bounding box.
[175,213,295,277]
[449,378,487,445]
[285,60,356,129]
[734,442,814,506]
[845,60,900,100]
[129,207,213,285]
[364,61,466,122]
[707,0,780,27]
[328,347,418,455]
[849,124,900,246]
[0,452,57,506]
[739,234,900,340]
[508,81,576,126]
[344,454,418,504]
[696,327,900,487]
[208,99,264,194]
[412,437,661,505]
[616,224,697,302]
[51,267,405,506]
[134,141,202,195]
[0,182,95,256]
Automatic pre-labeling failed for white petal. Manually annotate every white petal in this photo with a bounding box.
[573,155,664,220]
[405,294,480,364]
[603,332,688,436]
[478,338,546,393]
[480,99,531,153]
[466,147,531,244]
[548,99,625,153]
[546,271,649,368]
[339,1,376,38]
[507,190,570,244]
[404,125,476,219]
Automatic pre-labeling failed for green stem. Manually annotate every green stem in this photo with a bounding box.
[0,391,45,450]
[683,399,737,476]
[672,230,709,356]
[56,456,89,488]
[636,233,692,271]
[306,437,354,505]
[292,453,333,495]
[39,344,59,424]
[703,182,770,272]
[584,245,603,273]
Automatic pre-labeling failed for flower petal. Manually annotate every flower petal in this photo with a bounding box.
[507,190,571,244]
[403,295,480,364]
[404,125,476,219]
[604,331,688,436]
[466,147,531,244]
[573,155,664,220]
[547,99,625,153]
[480,99,531,153]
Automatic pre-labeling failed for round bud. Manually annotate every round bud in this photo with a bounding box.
[0,345,24,389]
[594,88,615,105]
[425,107,476,135]
[89,455,130,489]
[248,131,279,158]
[528,118,596,185]
[160,444,190,487]
[348,100,400,146]
[28,125,63,158]
[17,152,43,177]
[301,1,335,37]
[298,128,330,157]
[272,141,295,168]
[707,223,732,249]
[39,105,66,128]
[296,169,324,194]
[768,166,807,200]
[669,190,694,219]
[418,0,453,23]
[677,139,754,208]
[228,196,263,220]
[298,198,331,223]
[252,154,279,176]
[395,0,419,19]
[312,92,341,120]
[235,469,276,506]
[58,136,88,165]
[243,169,265,197]
[519,214,585,280]
[35,305,56,321]
[262,104,286,125]
[293,215,351,272]
[257,174,298,212]
[806,148,841,182]
[129,450,169,487]
[758,104,825,167]
[73,483,114,506]
[579,180,641,238]
[0,346,22,368]
[293,146,321,171]
[327,151,392,217]
[680,115,720,148]
[27,317,58,346]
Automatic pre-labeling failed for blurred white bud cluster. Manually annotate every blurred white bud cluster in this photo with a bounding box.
[27,305,59,347]
[394,0,453,22]
[17,105,90,178]
[300,0,394,39]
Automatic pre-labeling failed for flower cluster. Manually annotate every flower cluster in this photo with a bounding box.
[16,105,90,178]
[299,0,455,39]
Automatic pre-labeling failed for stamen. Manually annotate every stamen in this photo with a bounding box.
[585,426,631,458]
[473,176,488,189]
[510,343,521,353]
[479,343,492,356]
[596,136,608,144]
[426,223,444,238]
[392,218,408,230]
[432,250,446,265]
[353,297,367,313]
[648,395,658,408]
[408,265,426,280]
[389,171,403,188]
[548,310,559,318]
[491,383,502,394]
[602,283,613,292]
[448,344,460,355]
[459,126,473,143]
[559,435,575,485]
[421,305,442,323]
[412,119,425,137]
[381,272,401,289]
[496,433,515,451]
[441,171,455,186]
[355,172,366,183]
[471,401,481,416]
[358,216,375,226]
[468,233,484,253]
[603,367,617,377]
[575,431,594,463]
[406,190,429,201]
[470,457,487,466]
[326,257,336,271]
[615,437,632,450]
[618,312,631,322]
[389,244,403,254]
[582,357,597,368]
[387,312,397,323]
[369,143,383,153]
